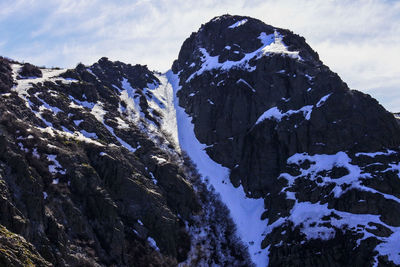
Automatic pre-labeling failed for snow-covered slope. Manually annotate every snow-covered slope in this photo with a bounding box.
[168,70,268,266]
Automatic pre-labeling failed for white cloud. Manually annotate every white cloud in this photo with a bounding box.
[0,0,399,111]
[0,0,35,18]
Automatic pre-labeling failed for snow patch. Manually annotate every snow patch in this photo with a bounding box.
[255,105,313,124]
[86,68,98,79]
[316,93,332,107]
[103,122,137,153]
[255,93,333,125]
[355,149,396,157]
[32,148,40,159]
[18,142,29,153]
[47,154,66,175]
[69,95,95,109]
[116,117,129,129]
[73,120,84,126]
[186,30,301,82]
[236,78,256,92]
[228,19,248,29]
[80,130,98,139]
[61,126,73,133]
[150,74,180,145]
[259,31,300,59]
[152,155,167,164]
[147,237,160,251]
[91,103,106,122]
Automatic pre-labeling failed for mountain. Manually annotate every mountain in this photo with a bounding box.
[1,14,400,267]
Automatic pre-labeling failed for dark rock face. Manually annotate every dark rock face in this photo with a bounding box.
[173,14,400,266]
[173,15,400,197]
[0,57,13,93]
[0,57,251,266]
[18,63,43,79]
[394,113,400,125]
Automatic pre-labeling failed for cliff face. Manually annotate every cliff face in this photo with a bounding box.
[1,14,400,267]
[172,15,400,197]
[172,15,400,266]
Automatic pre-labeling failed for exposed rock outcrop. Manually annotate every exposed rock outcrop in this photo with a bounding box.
[0,57,13,93]
[0,225,51,267]
[0,56,251,266]
[18,63,43,79]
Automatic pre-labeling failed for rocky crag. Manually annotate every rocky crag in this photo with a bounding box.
[172,15,400,266]
[1,14,400,267]
[0,55,251,266]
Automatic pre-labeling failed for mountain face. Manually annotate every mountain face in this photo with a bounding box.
[0,56,252,266]
[172,15,400,196]
[0,14,400,267]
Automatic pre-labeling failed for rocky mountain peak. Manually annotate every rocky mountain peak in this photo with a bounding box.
[173,15,400,196]
[172,14,321,76]
[171,15,400,266]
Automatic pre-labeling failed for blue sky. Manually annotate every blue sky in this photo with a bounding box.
[1,0,399,111]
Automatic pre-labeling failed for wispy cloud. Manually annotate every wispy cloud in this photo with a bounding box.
[0,0,399,111]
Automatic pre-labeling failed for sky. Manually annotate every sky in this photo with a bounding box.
[0,0,399,111]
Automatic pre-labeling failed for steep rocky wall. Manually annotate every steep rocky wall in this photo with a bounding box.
[172,15,400,197]
[172,15,400,266]
[0,57,13,93]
